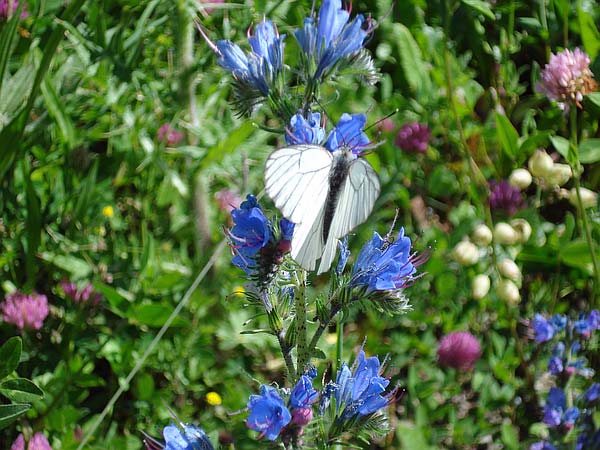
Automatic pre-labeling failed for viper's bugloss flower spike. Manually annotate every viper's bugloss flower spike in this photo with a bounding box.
[295,0,372,80]
[2,291,49,331]
[215,19,285,97]
[332,350,396,419]
[163,423,214,450]
[285,112,325,145]
[246,385,291,441]
[350,226,424,295]
[537,47,597,111]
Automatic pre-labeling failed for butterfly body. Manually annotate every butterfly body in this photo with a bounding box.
[265,144,380,274]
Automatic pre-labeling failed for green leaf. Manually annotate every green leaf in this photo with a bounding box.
[40,252,92,279]
[127,304,188,328]
[41,76,77,146]
[396,421,434,450]
[200,121,255,169]
[501,423,519,450]
[0,337,21,380]
[23,163,41,285]
[549,135,577,166]
[0,1,25,97]
[578,8,600,60]
[0,378,44,403]
[560,239,600,275]
[587,92,600,108]
[393,23,428,92]
[0,403,30,430]
[579,139,600,164]
[495,113,519,160]
[93,283,130,317]
[461,0,495,20]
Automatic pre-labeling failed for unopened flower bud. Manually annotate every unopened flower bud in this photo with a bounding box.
[452,240,479,266]
[498,259,521,281]
[496,279,520,304]
[509,168,532,190]
[472,274,491,299]
[494,222,518,245]
[569,187,597,209]
[510,219,532,243]
[291,407,313,427]
[544,163,572,186]
[472,224,493,246]
[528,150,554,178]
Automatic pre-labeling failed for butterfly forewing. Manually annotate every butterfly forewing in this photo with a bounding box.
[265,145,332,224]
[317,158,380,274]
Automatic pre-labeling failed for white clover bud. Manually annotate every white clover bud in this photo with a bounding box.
[544,163,572,186]
[494,222,518,245]
[498,259,521,281]
[472,274,491,300]
[452,240,479,266]
[528,150,554,178]
[496,279,521,305]
[508,168,532,190]
[569,187,598,209]
[472,223,493,246]
[510,218,532,243]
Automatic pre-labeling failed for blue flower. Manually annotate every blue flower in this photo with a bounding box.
[548,356,563,375]
[279,218,295,241]
[550,314,567,331]
[163,423,214,450]
[530,442,557,450]
[217,20,285,96]
[551,341,565,358]
[532,314,555,343]
[285,112,325,145]
[290,375,318,408]
[563,407,580,427]
[334,350,392,419]
[294,0,370,79]
[325,113,370,155]
[585,383,600,402]
[543,387,565,427]
[246,385,291,441]
[350,227,420,294]
[336,237,350,275]
[588,309,600,329]
[574,312,592,337]
[229,195,272,273]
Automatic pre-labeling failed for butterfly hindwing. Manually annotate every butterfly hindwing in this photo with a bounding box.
[317,158,380,274]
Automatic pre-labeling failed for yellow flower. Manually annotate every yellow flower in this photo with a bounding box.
[206,391,222,406]
[102,205,114,218]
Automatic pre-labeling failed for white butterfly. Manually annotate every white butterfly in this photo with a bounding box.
[265,144,380,274]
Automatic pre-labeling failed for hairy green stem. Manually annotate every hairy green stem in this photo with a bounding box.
[295,270,308,378]
[277,331,296,382]
[570,107,600,306]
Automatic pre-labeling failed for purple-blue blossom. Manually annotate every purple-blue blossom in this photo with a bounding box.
[543,387,565,427]
[350,226,423,294]
[163,423,214,450]
[550,314,567,331]
[286,112,325,145]
[294,0,370,79]
[290,375,318,409]
[529,442,557,450]
[334,350,393,419]
[246,385,291,441]
[532,314,555,343]
[229,195,272,273]
[548,356,563,375]
[325,113,370,156]
[585,383,600,402]
[216,20,285,95]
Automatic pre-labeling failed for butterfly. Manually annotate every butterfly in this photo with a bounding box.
[265,144,380,274]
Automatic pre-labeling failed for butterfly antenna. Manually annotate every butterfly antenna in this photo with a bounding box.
[365,108,399,132]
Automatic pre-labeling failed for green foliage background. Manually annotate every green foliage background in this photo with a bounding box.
[1,0,600,448]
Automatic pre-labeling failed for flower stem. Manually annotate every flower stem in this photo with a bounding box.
[335,314,344,375]
[307,303,341,359]
[570,107,600,307]
[295,270,309,378]
[277,331,296,382]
